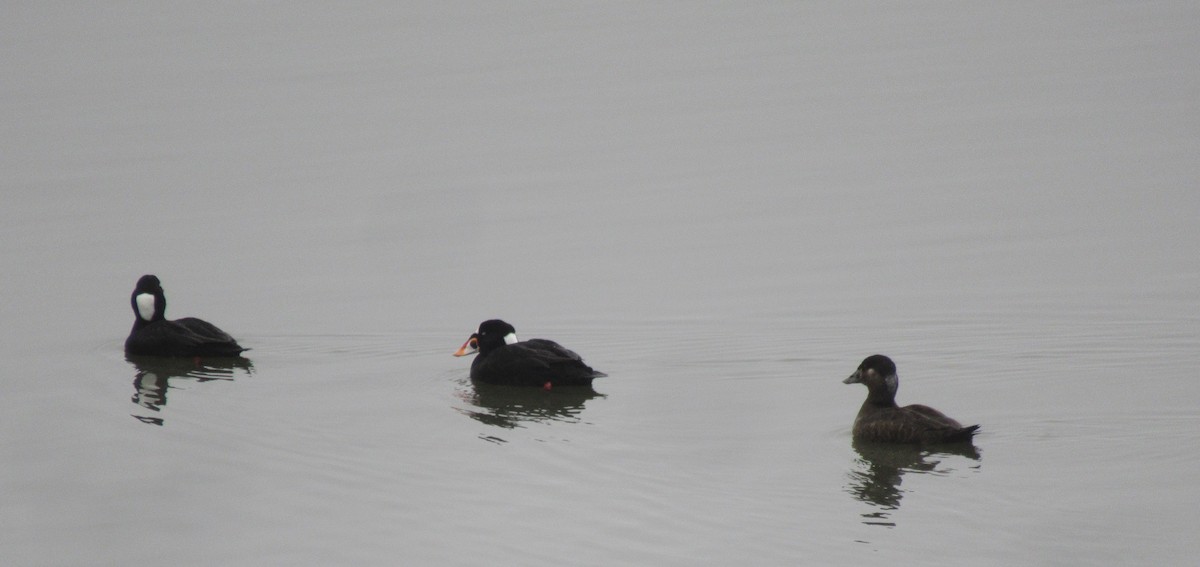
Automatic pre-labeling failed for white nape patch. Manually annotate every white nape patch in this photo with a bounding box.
[135,293,156,321]
[503,332,519,345]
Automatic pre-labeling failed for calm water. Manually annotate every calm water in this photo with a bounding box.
[4,3,1199,565]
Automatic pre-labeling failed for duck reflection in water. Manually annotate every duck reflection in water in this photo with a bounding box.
[845,439,980,528]
[455,380,604,432]
[127,354,253,426]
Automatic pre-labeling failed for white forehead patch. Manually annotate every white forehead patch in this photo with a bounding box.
[503,332,519,345]
[136,293,156,321]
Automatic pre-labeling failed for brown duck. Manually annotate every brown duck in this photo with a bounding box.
[843,354,979,444]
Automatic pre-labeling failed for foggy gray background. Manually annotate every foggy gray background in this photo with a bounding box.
[3,3,1198,565]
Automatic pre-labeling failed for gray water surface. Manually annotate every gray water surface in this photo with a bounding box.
[4,3,1199,565]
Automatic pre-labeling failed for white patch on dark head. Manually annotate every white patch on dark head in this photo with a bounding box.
[503,332,519,345]
[136,293,156,321]
[884,373,898,396]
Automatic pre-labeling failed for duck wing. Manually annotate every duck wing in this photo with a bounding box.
[903,404,962,427]
[522,339,607,377]
[901,404,979,443]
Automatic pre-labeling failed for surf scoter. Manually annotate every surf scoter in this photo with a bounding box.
[124,274,247,357]
[453,319,605,388]
[843,354,978,444]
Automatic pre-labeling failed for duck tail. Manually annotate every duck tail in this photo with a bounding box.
[948,424,981,442]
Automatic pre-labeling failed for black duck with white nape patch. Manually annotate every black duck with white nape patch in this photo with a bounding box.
[124,274,248,358]
[843,354,979,444]
[453,319,606,388]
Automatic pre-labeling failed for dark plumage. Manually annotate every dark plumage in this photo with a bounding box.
[453,319,606,388]
[124,274,247,357]
[843,354,978,444]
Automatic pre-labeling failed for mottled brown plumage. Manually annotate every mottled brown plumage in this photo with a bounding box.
[843,355,979,444]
